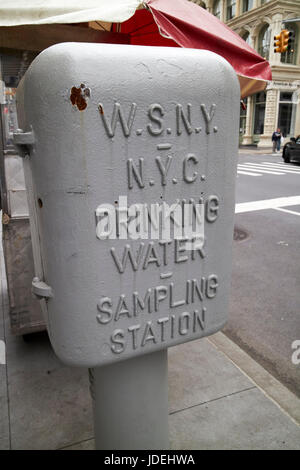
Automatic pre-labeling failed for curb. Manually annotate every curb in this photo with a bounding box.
[208,332,300,426]
[238,148,279,155]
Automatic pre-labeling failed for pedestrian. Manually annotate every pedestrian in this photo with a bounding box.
[272,128,282,153]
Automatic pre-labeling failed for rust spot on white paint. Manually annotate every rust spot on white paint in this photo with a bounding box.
[70,84,90,111]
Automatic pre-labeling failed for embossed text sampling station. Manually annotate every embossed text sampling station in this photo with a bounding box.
[17,43,240,449]
[95,100,222,355]
[93,83,239,360]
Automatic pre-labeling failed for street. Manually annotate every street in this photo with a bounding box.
[225,150,300,396]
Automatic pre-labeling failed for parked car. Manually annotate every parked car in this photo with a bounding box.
[282,136,300,163]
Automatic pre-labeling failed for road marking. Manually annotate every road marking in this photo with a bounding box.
[273,207,300,217]
[262,162,300,174]
[243,163,291,173]
[263,164,300,172]
[237,164,284,175]
[235,196,300,214]
[237,170,262,176]
[236,161,300,176]
[263,161,300,168]
[247,162,300,171]
[240,163,287,172]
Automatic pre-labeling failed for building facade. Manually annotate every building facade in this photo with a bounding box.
[190,0,300,147]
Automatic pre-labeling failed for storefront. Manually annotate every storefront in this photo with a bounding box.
[241,80,300,147]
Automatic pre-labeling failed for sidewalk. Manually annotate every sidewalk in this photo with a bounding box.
[239,146,276,155]
[239,146,285,156]
[1,225,300,450]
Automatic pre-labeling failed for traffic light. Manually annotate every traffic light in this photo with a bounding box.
[274,32,282,53]
[274,30,294,53]
[281,29,293,53]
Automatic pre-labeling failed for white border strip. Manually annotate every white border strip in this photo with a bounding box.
[235,196,300,214]
[0,339,5,365]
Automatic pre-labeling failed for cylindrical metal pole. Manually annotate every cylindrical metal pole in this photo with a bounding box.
[90,349,169,450]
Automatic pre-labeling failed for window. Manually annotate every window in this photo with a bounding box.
[281,24,297,65]
[242,0,253,13]
[240,98,247,135]
[226,0,236,20]
[258,24,271,60]
[0,88,17,149]
[213,0,221,19]
[242,32,251,45]
[277,92,297,137]
[253,92,266,135]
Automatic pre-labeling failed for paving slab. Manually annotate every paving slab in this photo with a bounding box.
[209,332,300,425]
[168,338,253,414]
[1,219,90,450]
[63,383,300,451]
[169,388,300,450]
[56,338,255,451]
[5,329,93,450]
[5,326,300,450]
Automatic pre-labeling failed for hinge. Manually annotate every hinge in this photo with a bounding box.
[13,128,35,157]
[32,277,53,299]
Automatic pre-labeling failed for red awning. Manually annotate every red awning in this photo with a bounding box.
[117,0,272,98]
[1,0,272,97]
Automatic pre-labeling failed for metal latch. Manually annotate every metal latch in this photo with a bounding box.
[32,277,53,299]
[13,128,35,157]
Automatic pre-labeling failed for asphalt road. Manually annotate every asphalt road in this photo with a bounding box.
[225,150,300,397]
